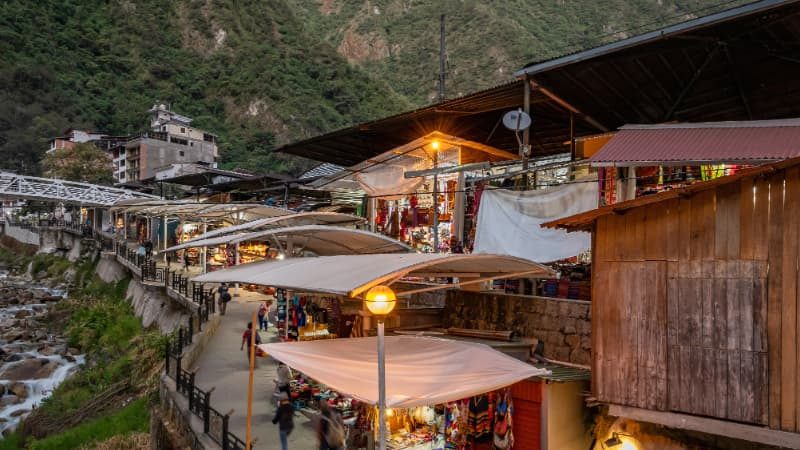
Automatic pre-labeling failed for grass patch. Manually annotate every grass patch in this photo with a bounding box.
[0,435,23,450]
[27,398,149,450]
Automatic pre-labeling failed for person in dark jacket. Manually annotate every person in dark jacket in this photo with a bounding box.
[272,392,294,450]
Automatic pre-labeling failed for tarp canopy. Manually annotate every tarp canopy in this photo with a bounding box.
[184,212,365,243]
[164,225,414,255]
[259,336,547,408]
[192,253,553,297]
[473,182,598,262]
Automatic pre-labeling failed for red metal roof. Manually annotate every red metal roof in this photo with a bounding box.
[590,118,800,166]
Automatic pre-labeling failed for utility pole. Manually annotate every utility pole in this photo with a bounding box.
[438,14,446,102]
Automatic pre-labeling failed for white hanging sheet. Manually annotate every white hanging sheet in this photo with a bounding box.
[354,164,423,200]
[473,181,598,263]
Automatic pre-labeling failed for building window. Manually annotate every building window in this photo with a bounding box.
[179,150,185,157]
[180,127,185,133]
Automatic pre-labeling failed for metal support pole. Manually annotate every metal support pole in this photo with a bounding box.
[163,216,168,264]
[201,223,208,274]
[432,153,439,253]
[522,76,531,188]
[369,197,377,233]
[377,318,387,450]
[234,242,240,297]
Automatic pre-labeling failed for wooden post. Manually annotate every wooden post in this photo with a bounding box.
[246,310,257,450]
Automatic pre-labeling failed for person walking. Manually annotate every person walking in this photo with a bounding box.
[258,301,269,331]
[276,362,292,396]
[317,401,346,450]
[182,251,191,271]
[240,321,262,367]
[272,392,294,450]
[218,283,231,315]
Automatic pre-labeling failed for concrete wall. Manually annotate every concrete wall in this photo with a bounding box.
[95,254,128,284]
[126,279,188,334]
[4,224,39,246]
[443,290,591,365]
[546,381,591,450]
[137,138,217,180]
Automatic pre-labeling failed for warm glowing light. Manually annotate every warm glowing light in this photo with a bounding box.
[364,285,396,316]
[276,253,285,260]
[431,140,440,150]
[386,408,394,417]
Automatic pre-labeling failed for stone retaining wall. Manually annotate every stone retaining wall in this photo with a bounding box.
[443,290,591,365]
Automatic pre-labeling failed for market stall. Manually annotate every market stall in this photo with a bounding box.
[165,225,415,275]
[310,132,517,253]
[260,335,547,449]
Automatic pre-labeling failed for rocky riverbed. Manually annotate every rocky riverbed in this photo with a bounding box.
[0,272,83,436]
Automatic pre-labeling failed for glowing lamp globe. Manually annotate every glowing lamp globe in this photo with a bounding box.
[431,140,440,150]
[365,285,396,316]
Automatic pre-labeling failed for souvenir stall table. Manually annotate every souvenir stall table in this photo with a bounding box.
[260,335,548,450]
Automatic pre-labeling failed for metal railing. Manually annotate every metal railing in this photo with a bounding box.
[165,315,250,450]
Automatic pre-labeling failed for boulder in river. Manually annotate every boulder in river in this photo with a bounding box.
[0,358,58,380]
[13,310,30,319]
[0,395,19,407]
[6,382,27,399]
[9,409,30,417]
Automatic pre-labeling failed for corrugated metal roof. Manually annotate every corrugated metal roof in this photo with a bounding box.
[516,0,795,77]
[590,119,800,166]
[531,362,591,382]
[300,163,344,180]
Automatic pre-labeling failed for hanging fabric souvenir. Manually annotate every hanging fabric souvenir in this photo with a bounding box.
[492,390,514,450]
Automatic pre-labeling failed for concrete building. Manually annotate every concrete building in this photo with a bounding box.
[47,129,126,154]
[111,105,219,185]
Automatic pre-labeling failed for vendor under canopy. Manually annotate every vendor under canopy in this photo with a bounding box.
[259,335,547,408]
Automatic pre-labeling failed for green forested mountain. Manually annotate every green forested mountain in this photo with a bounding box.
[0,0,749,176]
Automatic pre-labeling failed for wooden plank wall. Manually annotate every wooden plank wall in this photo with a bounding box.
[591,169,800,430]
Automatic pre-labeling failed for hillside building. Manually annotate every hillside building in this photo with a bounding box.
[111,104,219,185]
[47,129,127,154]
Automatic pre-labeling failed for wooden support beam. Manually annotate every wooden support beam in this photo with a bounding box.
[529,80,610,132]
[723,43,753,120]
[607,404,800,449]
[664,44,721,121]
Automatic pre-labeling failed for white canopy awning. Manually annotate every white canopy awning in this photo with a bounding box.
[183,212,365,243]
[192,253,553,297]
[165,225,413,255]
[259,336,547,408]
[111,201,291,221]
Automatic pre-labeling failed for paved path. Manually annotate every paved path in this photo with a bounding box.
[193,298,318,449]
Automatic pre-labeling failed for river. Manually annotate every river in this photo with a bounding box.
[0,271,84,436]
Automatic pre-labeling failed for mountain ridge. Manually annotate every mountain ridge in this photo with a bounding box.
[0,0,750,176]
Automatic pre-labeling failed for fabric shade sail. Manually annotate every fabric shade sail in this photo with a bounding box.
[192,253,553,298]
[164,225,413,255]
[183,211,365,243]
[259,336,548,408]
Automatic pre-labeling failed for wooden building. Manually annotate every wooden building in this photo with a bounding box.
[544,158,800,448]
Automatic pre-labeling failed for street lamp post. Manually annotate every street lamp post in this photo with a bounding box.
[364,285,397,450]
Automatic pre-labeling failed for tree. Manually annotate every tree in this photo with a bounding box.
[41,142,113,185]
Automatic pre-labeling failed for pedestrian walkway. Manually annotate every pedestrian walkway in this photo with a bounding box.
[193,298,318,449]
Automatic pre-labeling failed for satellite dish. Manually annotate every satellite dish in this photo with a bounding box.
[502,109,532,131]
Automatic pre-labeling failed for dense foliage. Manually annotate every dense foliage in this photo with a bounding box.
[41,143,113,184]
[0,0,750,176]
